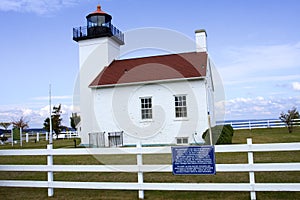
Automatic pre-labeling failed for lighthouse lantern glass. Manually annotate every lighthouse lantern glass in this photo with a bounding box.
[87,16,110,28]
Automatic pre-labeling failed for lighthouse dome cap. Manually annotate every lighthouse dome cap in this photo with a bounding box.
[86,5,112,20]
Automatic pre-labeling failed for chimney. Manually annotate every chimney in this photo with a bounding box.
[195,29,207,52]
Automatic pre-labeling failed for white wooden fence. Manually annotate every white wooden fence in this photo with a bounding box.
[0,139,299,200]
[221,118,300,130]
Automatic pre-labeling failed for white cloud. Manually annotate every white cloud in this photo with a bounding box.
[22,108,33,116]
[225,96,300,120]
[0,0,78,15]
[0,103,74,128]
[218,42,300,85]
[292,82,300,91]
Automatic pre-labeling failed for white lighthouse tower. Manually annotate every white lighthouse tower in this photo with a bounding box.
[73,5,124,145]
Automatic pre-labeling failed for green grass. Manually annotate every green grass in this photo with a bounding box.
[0,128,299,199]
[232,126,300,144]
[0,138,81,150]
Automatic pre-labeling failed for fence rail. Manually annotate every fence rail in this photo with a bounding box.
[220,118,300,130]
[0,139,299,200]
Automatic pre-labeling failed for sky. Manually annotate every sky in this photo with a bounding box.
[0,0,299,127]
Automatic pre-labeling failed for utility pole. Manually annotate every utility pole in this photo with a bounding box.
[49,84,53,145]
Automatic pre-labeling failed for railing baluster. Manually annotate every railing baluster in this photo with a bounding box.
[73,25,124,44]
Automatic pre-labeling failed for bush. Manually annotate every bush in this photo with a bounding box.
[202,125,234,145]
[0,135,8,142]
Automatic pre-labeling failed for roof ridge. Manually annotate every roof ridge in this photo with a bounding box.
[115,51,200,62]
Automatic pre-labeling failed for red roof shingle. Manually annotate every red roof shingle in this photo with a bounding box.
[89,51,207,87]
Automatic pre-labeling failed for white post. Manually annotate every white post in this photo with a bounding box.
[137,142,144,199]
[47,144,54,197]
[208,113,213,146]
[20,127,22,147]
[11,129,13,147]
[247,138,256,200]
[49,84,53,145]
[26,133,29,143]
[46,132,48,141]
[37,132,39,142]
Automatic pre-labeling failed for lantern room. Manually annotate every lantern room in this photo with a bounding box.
[86,5,112,28]
[72,5,124,44]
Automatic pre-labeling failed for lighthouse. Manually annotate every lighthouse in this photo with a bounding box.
[73,5,124,144]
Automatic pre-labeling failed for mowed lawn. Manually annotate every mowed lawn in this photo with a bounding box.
[0,127,299,200]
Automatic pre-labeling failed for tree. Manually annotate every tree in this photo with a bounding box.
[0,122,11,131]
[12,117,29,142]
[70,113,81,130]
[43,104,63,139]
[12,117,29,130]
[279,107,299,133]
[0,122,11,142]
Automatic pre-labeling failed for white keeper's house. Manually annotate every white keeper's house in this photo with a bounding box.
[72,5,217,147]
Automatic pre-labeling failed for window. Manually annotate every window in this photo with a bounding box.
[141,97,152,120]
[176,137,188,144]
[175,95,187,118]
[108,132,123,147]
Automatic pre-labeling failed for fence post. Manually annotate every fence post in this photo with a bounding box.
[37,132,39,142]
[20,128,22,147]
[26,133,29,143]
[47,144,54,197]
[247,138,256,200]
[137,142,144,199]
[11,129,13,147]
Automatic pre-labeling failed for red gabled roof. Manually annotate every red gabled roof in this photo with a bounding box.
[89,51,207,87]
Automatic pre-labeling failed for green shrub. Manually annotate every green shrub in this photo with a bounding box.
[0,135,8,142]
[202,125,234,145]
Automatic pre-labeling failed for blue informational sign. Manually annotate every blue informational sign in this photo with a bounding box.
[172,146,216,175]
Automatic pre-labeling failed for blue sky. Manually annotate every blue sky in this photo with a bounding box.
[0,0,299,127]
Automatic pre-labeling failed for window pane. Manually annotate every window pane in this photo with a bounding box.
[141,97,152,119]
[183,138,188,144]
[176,137,188,144]
[175,95,187,118]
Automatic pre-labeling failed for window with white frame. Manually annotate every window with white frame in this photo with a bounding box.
[141,97,152,120]
[174,95,187,118]
[176,137,188,144]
